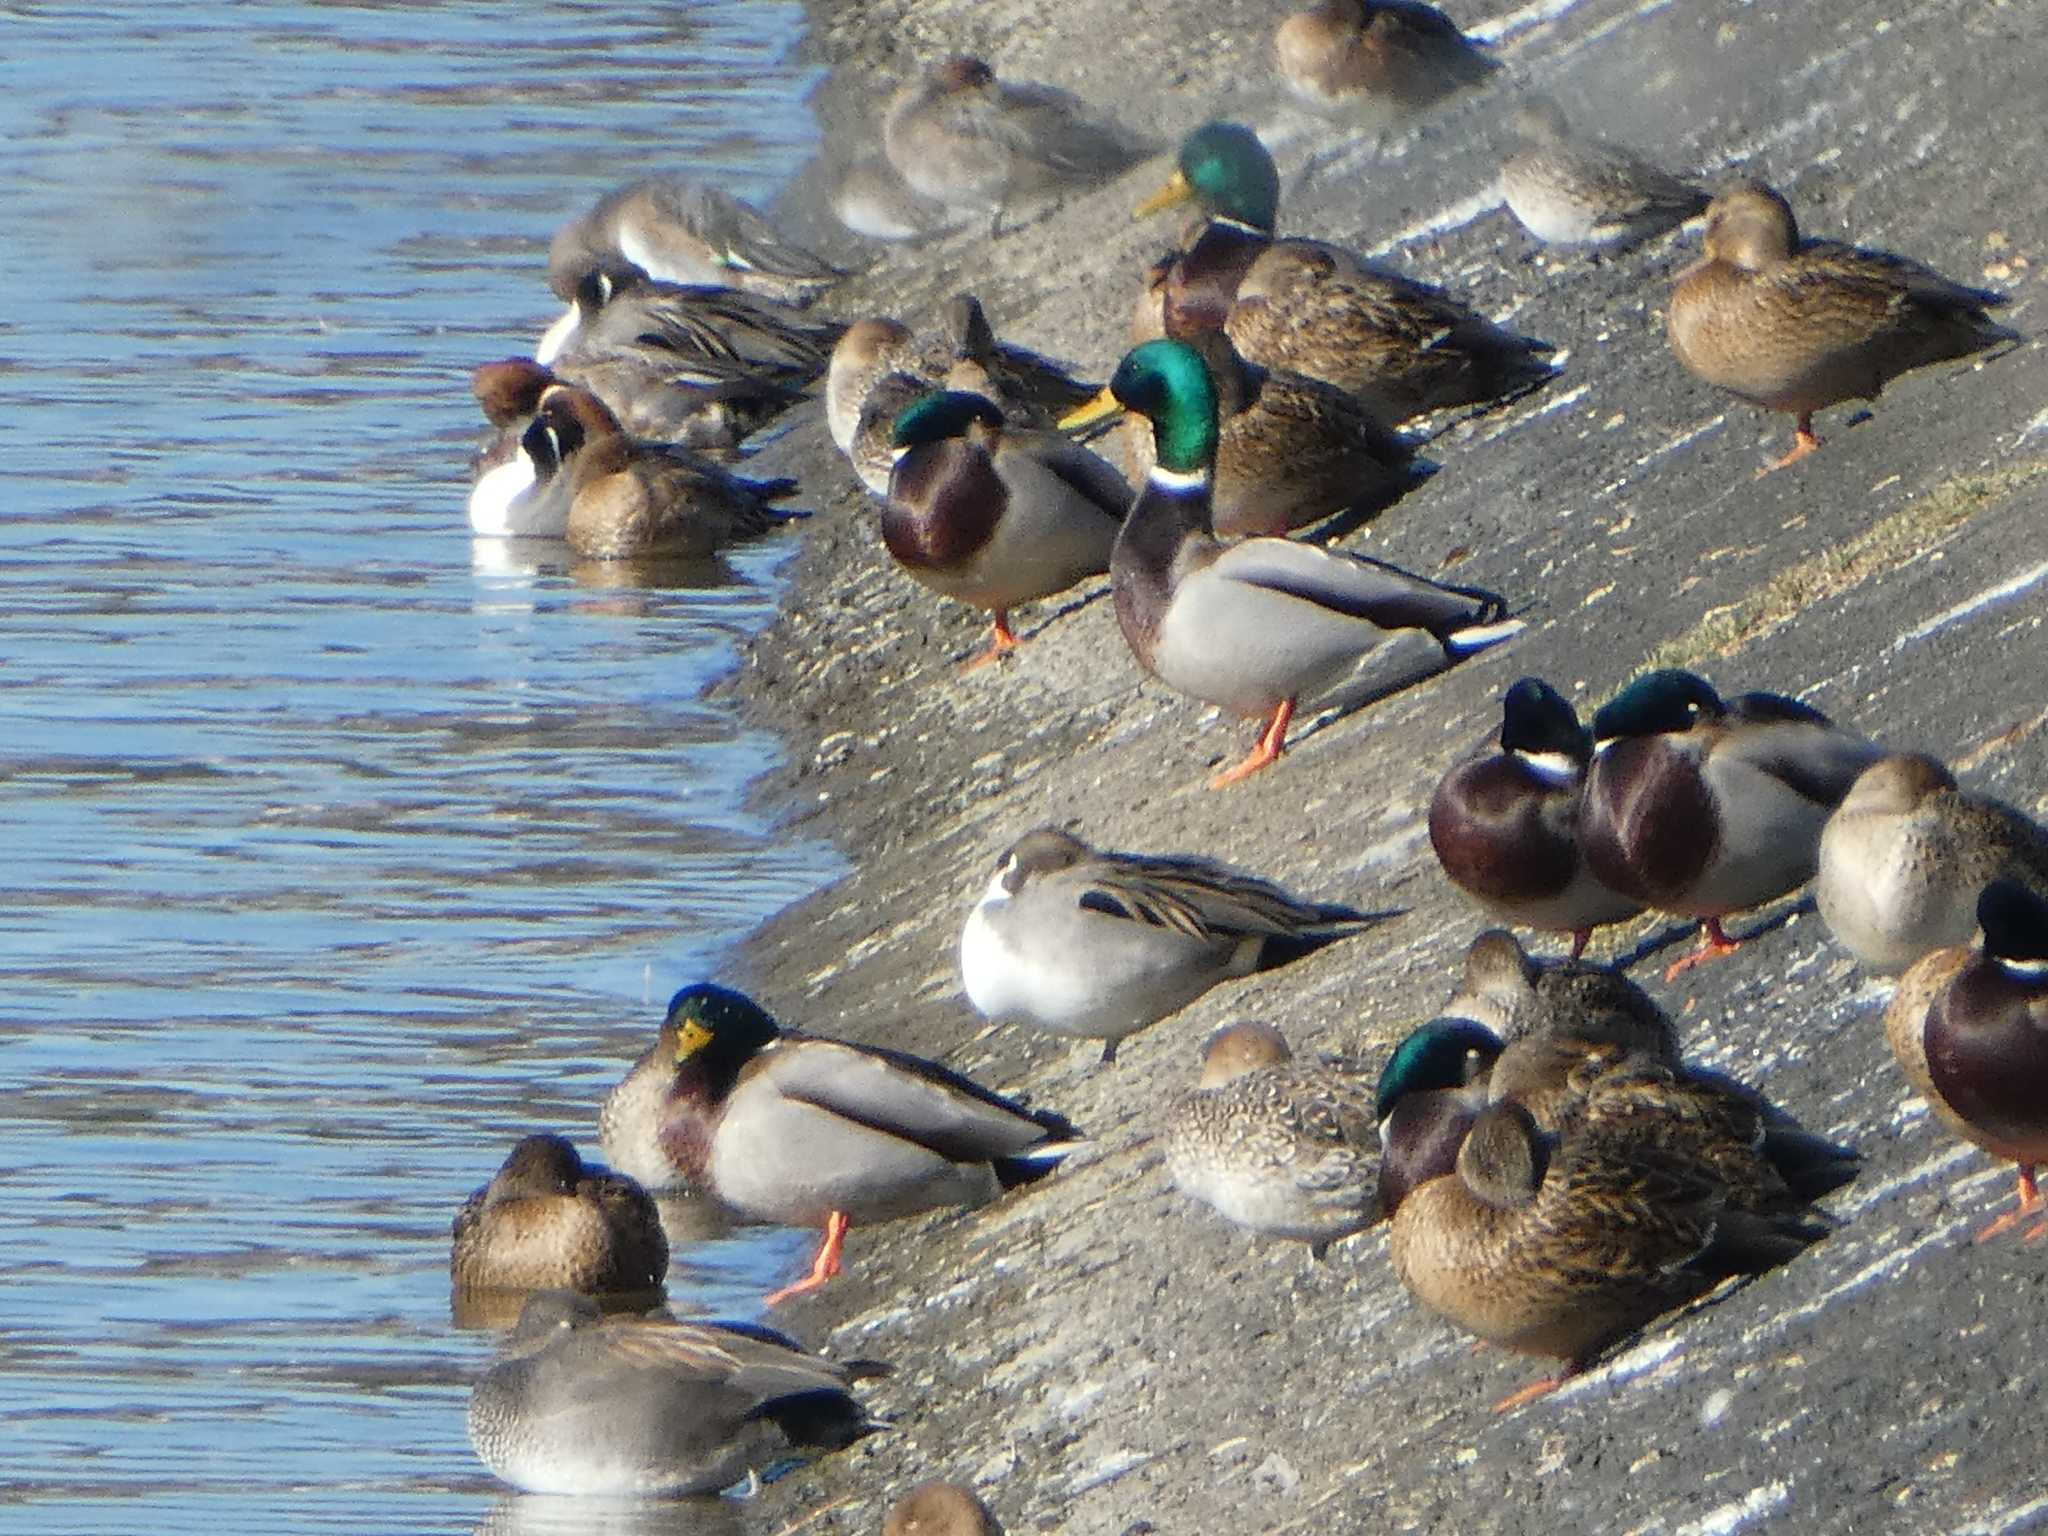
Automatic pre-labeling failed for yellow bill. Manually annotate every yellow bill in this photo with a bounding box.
[1134,168,1195,220]
[1058,386,1127,432]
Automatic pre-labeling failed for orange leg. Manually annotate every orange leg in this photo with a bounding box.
[1208,699,1296,789]
[1974,1165,2044,1245]
[1757,414,1823,476]
[1664,916,1742,983]
[763,1210,851,1307]
[960,611,1019,673]
[1568,927,1591,962]
[1492,1368,1572,1415]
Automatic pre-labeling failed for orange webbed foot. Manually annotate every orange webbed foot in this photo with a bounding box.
[1492,1372,1568,1414]
[1756,417,1823,477]
[1206,700,1295,790]
[1663,917,1741,984]
[763,1211,850,1307]
[960,613,1020,673]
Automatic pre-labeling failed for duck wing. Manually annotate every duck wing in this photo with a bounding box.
[1207,538,1505,637]
[761,1036,1078,1157]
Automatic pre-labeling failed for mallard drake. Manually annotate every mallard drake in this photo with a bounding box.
[1817,753,2048,974]
[1437,930,1674,1058]
[960,827,1384,1063]
[467,1291,881,1496]
[539,260,840,382]
[611,984,1082,1306]
[547,177,842,307]
[1134,123,1555,422]
[1165,1021,1381,1257]
[1108,329,1423,537]
[521,385,802,559]
[1667,178,2017,472]
[1274,0,1498,122]
[450,1134,667,1295]
[1580,669,1885,980]
[881,56,1149,233]
[1885,880,2048,1242]
[886,1481,1004,1536]
[1429,678,1646,958]
[1062,339,1522,787]
[833,154,965,243]
[1500,98,1708,250]
[1380,1038,1847,1410]
[884,390,1129,668]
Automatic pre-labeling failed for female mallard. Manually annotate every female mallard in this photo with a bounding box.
[1108,329,1423,537]
[609,984,1082,1306]
[1667,179,2016,472]
[521,386,802,560]
[1428,678,1645,959]
[547,177,842,307]
[884,390,1129,669]
[1580,669,1885,980]
[1884,879,2048,1243]
[1274,0,1498,122]
[468,1291,880,1496]
[450,1134,667,1295]
[1134,122,1554,422]
[1165,1021,1380,1258]
[1435,930,1673,1060]
[1379,1038,1847,1409]
[1500,98,1707,251]
[1817,753,2048,975]
[1062,339,1522,787]
[959,826,1382,1063]
[881,56,1149,234]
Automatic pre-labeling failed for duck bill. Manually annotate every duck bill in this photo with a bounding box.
[1057,387,1127,432]
[1133,169,1195,220]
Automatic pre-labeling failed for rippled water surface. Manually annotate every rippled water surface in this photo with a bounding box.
[1,5,834,1530]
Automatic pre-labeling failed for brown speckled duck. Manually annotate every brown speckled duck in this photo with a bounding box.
[1165,1022,1381,1258]
[1274,0,1498,124]
[1581,669,1885,981]
[450,1134,667,1295]
[1377,1022,1852,1410]
[1429,678,1644,958]
[1134,124,1554,424]
[1817,753,2048,974]
[1884,879,2048,1243]
[1667,178,2017,472]
[886,1481,1004,1536]
[1500,98,1708,251]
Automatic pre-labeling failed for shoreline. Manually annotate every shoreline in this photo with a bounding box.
[713,0,2048,1529]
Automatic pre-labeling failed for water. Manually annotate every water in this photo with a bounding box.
[0,4,835,1529]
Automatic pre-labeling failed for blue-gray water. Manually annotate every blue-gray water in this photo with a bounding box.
[0,4,836,1530]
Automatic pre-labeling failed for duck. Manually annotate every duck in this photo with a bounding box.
[467,1290,881,1497]
[960,826,1385,1063]
[1817,753,2048,974]
[538,260,840,382]
[1061,339,1523,787]
[886,1481,1004,1536]
[606,984,1082,1306]
[1134,123,1555,422]
[881,55,1150,234]
[884,389,1130,668]
[1381,1065,1842,1410]
[1667,178,2017,472]
[1499,97,1708,250]
[450,1134,668,1295]
[832,154,965,243]
[521,385,803,560]
[1107,329,1424,537]
[1579,669,1885,980]
[547,177,842,307]
[1164,1021,1380,1257]
[1436,929,1674,1059]
[828,300,1100,482]
[1884,879,2048,1243]
[1274,0,1499,123]
[1428,678,1645,958]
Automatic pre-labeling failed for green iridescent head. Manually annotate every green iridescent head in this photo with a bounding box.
[1107,339,1220,477]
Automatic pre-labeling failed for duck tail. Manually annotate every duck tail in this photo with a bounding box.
[1762,1125,1861,1203]
[1443,616,1526,658]
[1259,905,1403,965]
[993,1137,1084,1189]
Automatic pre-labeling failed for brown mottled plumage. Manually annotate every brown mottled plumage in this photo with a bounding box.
[1667,179,2017,471]
[1275,0,1498,122]
[450,1135,667,1294]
